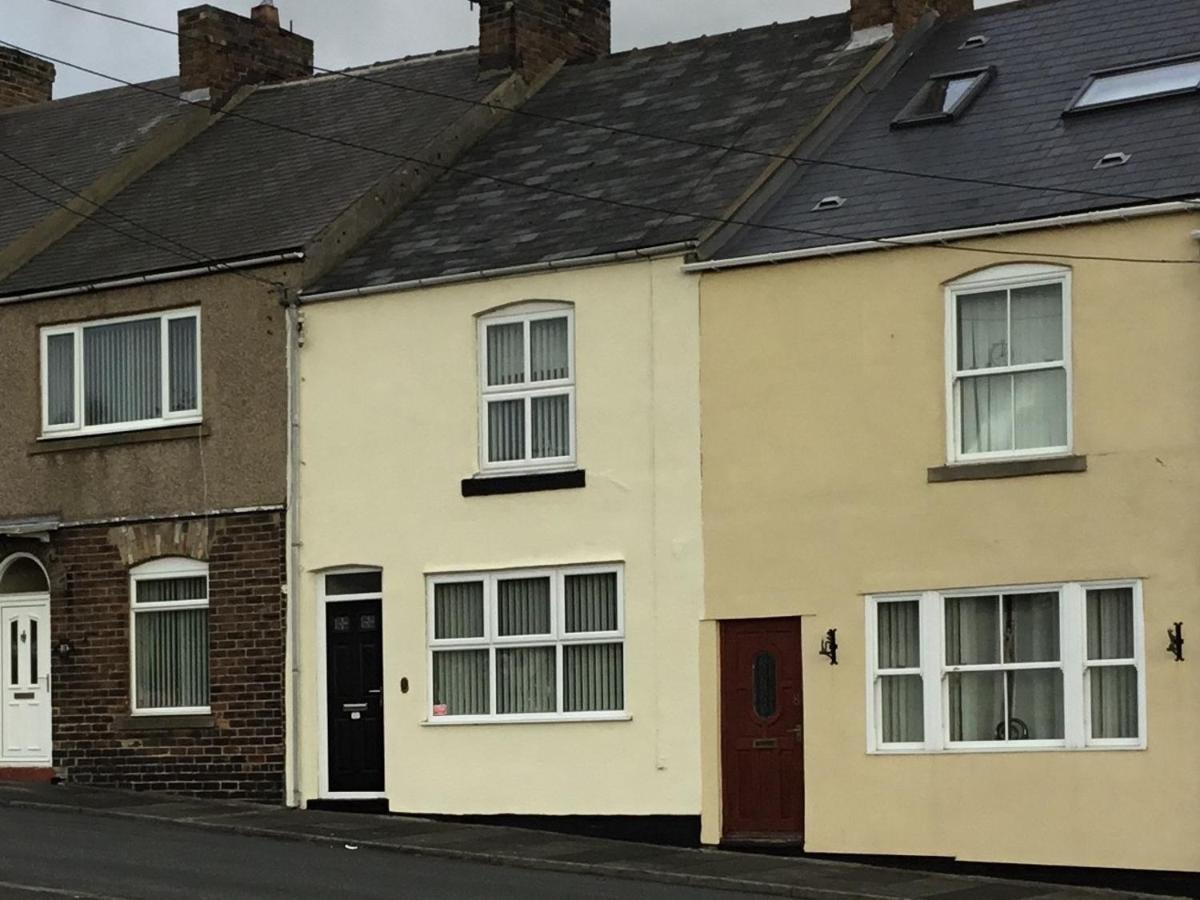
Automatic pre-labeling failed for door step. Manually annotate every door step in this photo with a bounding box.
[0,767,57,783]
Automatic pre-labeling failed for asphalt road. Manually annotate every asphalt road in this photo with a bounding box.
[0,806,778,899]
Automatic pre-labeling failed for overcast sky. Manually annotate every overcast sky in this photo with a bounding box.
[7,0,1012,98]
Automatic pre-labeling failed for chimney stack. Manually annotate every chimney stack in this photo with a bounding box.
[478,0,611,79]
[850,0,973,39]
[0,47,56,111]
[178,3,313,102]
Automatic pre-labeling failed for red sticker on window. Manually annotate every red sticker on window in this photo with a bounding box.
[432,704,448,717]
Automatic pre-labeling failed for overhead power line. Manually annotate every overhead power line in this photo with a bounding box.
[0,37,1196,268]
[39,0,1186,208]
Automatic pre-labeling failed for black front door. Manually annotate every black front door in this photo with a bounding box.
[326,599,384,793]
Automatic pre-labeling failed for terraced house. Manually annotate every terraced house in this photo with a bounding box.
[0,1,554,797]
[290,0,902,832]
[690,0,1200,875]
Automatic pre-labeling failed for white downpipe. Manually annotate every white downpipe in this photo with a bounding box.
[284,292,303,808]
[683,202,1200,273]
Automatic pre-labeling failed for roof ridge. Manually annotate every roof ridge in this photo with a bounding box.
[608,12,850,61]
[0,75,179,118]
[256,46,478,93]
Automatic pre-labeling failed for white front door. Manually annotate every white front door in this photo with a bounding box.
[1,600,52,762]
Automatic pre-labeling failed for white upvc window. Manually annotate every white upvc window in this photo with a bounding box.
[945,265,1071,463]
[130,557,210,716]
[426,564,625,723]
[41,307,201,438]
[477,304,575,474]
[867,581,1145,753]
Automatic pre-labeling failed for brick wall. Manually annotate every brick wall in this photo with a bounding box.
[479,0,611,78]
[178,4,313,100]
[850,0,974,35]
[0,47,55,110]
[0,511,286,800]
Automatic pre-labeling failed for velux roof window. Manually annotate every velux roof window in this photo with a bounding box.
[892,68,994,128]
[1069,54,1200,112]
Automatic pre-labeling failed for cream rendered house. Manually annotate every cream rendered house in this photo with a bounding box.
[689,0,1200,875]
[291,2,895,829]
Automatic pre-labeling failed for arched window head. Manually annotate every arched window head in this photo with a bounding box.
[0,555,49,595]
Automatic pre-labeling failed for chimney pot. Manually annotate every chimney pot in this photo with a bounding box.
[178,3,312,102]
[0,47,56,110]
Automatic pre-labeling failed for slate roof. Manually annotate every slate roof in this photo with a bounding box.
[0,50,506,295]
[0,77,186,250]
[713,0,1200,261]
[310,15,879,294]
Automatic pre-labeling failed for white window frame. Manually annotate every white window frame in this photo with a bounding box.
[866,580,1145,754]
[40,307,202,439]
[477,303,576,475]
[129,556,211,717]
[944,265,1072,464]
[425,563,626,724]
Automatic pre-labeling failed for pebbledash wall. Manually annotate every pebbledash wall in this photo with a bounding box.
[697,212,1200,872]
[0,265,292,798]
[295,255,704,819]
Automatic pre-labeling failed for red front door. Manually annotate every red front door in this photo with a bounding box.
[720,618,804,843]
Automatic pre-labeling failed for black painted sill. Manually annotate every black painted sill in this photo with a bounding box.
[116,713,215,732]
[462,469,586,497]
[928,455,1087,483]
[29,423,210,455]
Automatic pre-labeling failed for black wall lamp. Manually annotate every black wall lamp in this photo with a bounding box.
[1167,622,1184,662]
[819,628,839,665]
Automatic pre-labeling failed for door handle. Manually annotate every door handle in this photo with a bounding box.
[788,724,804,740]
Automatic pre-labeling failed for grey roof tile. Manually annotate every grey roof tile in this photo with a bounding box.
[715,0,1200,260]
[310,15,878,294]
[0,50,505,294]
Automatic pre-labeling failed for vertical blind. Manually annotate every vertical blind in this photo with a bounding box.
[483,313,572,465]
[46,333,76,426]
[134,575,209,711]
[430,569,623,718]
[168,317,198,413]
[958,283,1066,454]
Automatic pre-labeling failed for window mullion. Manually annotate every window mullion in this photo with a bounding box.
[74,328,84,428]
[160,314,171,418]
[1062,582,1086,747]
[922,591,943,750]
[524,394,534,464]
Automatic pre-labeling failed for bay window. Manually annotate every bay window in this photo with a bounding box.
[478,305,574,473]
[427,564,624,722]
[868,581,1144,751]
[130,557,210,715]
[947,265,1070,462]
[41,308,201,437]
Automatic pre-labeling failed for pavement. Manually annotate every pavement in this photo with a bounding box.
[0,782,1182,900]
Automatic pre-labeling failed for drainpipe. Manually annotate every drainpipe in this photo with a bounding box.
[283,287,304,808]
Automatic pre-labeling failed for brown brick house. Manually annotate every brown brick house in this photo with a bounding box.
[0,1,556,799]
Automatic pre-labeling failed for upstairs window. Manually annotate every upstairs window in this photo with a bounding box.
[946,265,1071,463]
[893,68,993,127]
[1069,54,1200,112]
[41,308,201,438]
[478,304,574,473]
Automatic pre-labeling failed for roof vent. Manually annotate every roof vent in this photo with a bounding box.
[812,196,846,211]
[959,35,988,49]
[1094,151,1132,170]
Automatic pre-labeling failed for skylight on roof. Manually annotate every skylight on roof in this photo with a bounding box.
[892,68,994,128]
[1069,54,1200,112]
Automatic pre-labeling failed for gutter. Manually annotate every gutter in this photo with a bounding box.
[300,242,699,304]
[684,202,1200,273]
[0,251,305,305]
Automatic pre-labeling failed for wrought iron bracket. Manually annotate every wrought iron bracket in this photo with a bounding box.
[819,628,839,665]
[1167,622,1184,661]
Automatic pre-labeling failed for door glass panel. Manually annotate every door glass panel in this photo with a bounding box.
[30,619,37,684]
[9,621,17,685]
[752,651,777,719]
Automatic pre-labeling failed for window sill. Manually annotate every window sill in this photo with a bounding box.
[462,469,586,497]
[928,454,1086,483]
[30,423,210,455]
[869,741,1144,755]
[116,713,215,732]
[422,712,630,726]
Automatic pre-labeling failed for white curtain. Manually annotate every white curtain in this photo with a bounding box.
[531,394,570,459]
[487,398,525,462]
[486,322,524,386]
[1087,588,1138,738]
[878,601,922,742]
[946,596,1003,741]
[84,318,161,426]
[168,317,198,413]
[46,333,75,426]
[530,316,568,381]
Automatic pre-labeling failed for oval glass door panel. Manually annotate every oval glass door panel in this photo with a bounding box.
[752,651,777,719]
